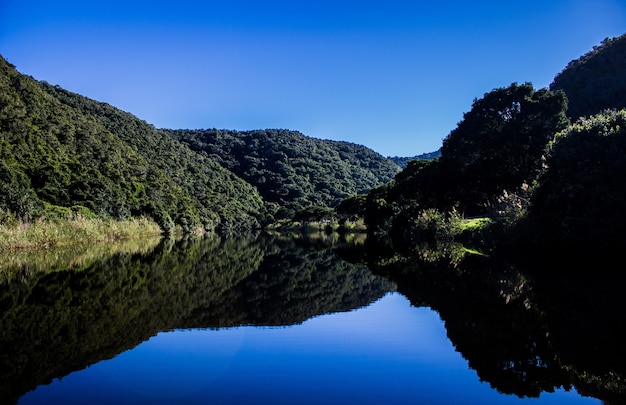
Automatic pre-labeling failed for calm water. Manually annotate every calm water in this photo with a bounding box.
[0,235,620,404]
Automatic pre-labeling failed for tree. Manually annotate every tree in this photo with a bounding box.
[528,109,626,246]
[439,82,569,214]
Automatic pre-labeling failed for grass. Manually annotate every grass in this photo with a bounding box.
[0,215,162,252]
[460,217,494,232]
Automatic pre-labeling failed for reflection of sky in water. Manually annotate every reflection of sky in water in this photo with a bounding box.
[19,293,599,405]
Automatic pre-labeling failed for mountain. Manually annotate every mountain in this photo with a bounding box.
[358,34,626,250]
[167,128,400,215]
[388,150,442,169]
[550,33,626,119]
[0,55,267,233]
[0,54,402,232]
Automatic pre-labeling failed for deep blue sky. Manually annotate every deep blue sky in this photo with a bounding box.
[1,1,625,156]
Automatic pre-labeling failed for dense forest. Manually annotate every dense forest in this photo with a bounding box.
[2,33,626,405]
[388,150,441,168]
[0,55,397,234]
[1,32,626,249]
[167,128,399,216]
[358,33,626,251]
[0,55,267,234]
[550,35,626,120]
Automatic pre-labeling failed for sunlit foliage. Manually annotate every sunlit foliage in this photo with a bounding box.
[0,55,267,234]
[168,128,400,216]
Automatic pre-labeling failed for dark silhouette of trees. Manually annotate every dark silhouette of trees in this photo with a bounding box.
[439,82,569,215]
[528,109,626,246]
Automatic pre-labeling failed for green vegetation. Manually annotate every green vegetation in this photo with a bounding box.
[551,35,626,120]
[388,149,441,168]
[354,34,626,252]
[2,33,626,251]
[360,82,570,251]
[2,32,625,404]
[1,54,399,246]
[526,109,626,246]
[0,213,161,252]
[0,55,266,235]
[167,128,400,217]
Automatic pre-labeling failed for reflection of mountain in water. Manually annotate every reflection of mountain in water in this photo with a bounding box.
[181,237,393,328]
[0,235,395,405]
[366,243,626,404]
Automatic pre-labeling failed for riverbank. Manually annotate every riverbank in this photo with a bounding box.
[0,216,162,252]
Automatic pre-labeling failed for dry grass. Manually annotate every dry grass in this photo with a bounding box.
[0,215,162,252]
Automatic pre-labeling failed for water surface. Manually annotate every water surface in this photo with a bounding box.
[17,293,597,405]
[0,235,618,404]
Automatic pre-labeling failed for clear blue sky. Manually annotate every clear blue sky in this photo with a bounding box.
[1,1,625,156]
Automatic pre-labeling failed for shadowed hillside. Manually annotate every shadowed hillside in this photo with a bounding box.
[550,33,626,119]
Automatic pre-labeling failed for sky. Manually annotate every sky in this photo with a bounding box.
[1,1,625,157]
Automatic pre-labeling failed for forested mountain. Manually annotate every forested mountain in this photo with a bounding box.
[1,54,400,233]
[3,32,625,242]
[359,33,626,250]
[364,83,570,227]
[0,55,267,233]
[168,128,400,215]
[550,33,626,119]
[388,150,441,169]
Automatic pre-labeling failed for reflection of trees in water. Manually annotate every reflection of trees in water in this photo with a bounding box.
[6,231,622,404]
[0,235,393,405]
[182,236,394,328]
[367,246,626,404]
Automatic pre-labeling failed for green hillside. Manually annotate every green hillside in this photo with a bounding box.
[0,55,266,234]
[358,33,626,250]
[0,53,399,237]
[168,128,400,215]
[550,33,626,119]
[388,150,441,169]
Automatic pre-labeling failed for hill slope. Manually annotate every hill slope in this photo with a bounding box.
[550,33,626,119]
[0,55,267,233]
[168,128,400,214]
[388,150,442,169]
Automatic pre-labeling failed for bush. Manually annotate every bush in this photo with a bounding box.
[528,109,626,246]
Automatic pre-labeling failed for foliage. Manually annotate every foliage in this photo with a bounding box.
[292,205,335,222]
[527,109,626,246]
[439,82,569,214]
[396,207,459,244]
[167,128,400,213]
[335,193,368,224]
[388,149,441,168]
[550,34,626,120]
[0,213,161,252]
[0,55,267,234]
[362,83,569,249]
[364,36,626,250]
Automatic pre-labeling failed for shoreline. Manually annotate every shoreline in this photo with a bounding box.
[0,217,163,252]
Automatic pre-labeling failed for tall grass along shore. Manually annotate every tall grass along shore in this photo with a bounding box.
[0,215,162,252]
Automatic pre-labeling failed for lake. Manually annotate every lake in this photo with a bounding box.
[0,234,620,404]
